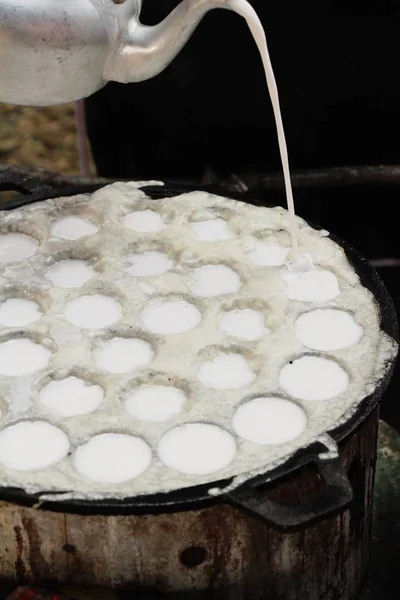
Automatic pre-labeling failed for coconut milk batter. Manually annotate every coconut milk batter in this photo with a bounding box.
[0,185,396,500]
[229,0,299,258]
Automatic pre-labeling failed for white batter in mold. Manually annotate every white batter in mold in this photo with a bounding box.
[248,240,289,266]
[279,356,349,401]
[219,308,269,341]
[198,353,256,389]
[93,337,155,374]
[189,264,241,297]
[0,233,37,264]
[0,182,396,500]
[158,423,237,475]
[124,385,186,422]
[0,298,42,327]
[233,396,307,445]
[123,209,165,233]
[142,300,201,334]
[51,215,99,240]
[295,309,363,351]
[46,259,96,289]
[39,376,104,417]
[0,339,50,376]
[0,421,69,471]
[64,295,121,329]
[283,268,340,303]
[191,218,234,241]
[125,251,174,277]
[74,433,152,483]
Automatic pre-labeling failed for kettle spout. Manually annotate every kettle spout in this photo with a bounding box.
[104,0,234,83]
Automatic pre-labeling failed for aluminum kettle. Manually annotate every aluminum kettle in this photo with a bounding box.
[0,0,238,106]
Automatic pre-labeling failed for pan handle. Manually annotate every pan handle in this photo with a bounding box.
[0,170,55,195]
[225,456,353,530]
[0,170,55,210]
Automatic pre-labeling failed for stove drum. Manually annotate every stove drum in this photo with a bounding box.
[0,175,398,600]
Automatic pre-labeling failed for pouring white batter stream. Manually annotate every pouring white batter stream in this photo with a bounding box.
[229,0,300,260]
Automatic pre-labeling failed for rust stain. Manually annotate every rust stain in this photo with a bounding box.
[21,515,49,577]
[63,513,70,574]
[13,525,26,581]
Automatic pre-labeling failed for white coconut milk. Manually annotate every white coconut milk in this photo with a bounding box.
[229,0,299,258]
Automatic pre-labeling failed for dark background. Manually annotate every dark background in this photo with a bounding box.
[86,0,400,179]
